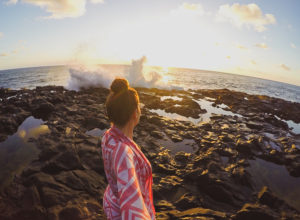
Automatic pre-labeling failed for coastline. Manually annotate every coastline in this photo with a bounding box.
[0,85,300,219]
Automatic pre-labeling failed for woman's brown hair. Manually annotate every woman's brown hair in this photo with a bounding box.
[105,78,139,127]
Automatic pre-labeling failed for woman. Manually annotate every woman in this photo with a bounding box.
[101,78,156,220]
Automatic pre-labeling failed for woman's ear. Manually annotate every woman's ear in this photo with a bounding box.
[131,110,138,121]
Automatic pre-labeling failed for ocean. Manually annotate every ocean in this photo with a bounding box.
[0,64,299,103]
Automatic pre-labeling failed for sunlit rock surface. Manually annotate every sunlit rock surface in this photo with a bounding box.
[0,85,300,219]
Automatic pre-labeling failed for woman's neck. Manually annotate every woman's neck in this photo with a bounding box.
[115,123,134,140]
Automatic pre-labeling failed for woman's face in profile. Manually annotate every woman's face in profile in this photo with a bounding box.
[136,104,141,125]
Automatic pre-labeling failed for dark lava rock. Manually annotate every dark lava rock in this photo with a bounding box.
[231,203,277,220]
[0,116,18,134]
[1,86,300,220]
[155,200,176,212]
[257,186,286,209]
[235,138,261,156]
[287,160,300,177]
[59,207,83,220]
[174,151,190,163]
[31,98,55,119]
[168,207,227,219]
[174,193,200,210]
[150,130,164,139]
[38,146,59,162]
[246,121,264,130]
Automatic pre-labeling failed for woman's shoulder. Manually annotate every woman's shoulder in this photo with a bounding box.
[102,130,130,151]
[102,131,118,148]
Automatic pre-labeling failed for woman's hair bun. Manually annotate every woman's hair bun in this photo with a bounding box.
[110,78,129,93]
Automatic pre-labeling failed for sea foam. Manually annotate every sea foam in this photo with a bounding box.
[66,56,177,91]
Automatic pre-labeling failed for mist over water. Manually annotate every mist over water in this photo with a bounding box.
[66,56,176,91]
[0,60,299,103]
[67,67,115,91]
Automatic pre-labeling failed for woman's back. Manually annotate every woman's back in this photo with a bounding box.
[102,126,155,220]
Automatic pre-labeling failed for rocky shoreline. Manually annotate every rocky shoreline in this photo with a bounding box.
[0,85,300,219]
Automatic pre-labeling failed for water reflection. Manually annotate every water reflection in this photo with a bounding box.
[194,99,243,122]
[0,116,50,190]
[247,158,300,211]
[149,98,243,125]
[264,140,282,152]
[149,109,197,123]
[274,115,300,134]
[264,132,277,140]
[85,128,105,137]
[153,133,196,155]
[160,96,183,101]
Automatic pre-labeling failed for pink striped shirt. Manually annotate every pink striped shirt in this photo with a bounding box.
[101,126,155,219]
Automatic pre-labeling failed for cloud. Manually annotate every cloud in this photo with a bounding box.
[0,32,3,38]
[90,0,104,3]
[217,3,276,32]
[171,2,206,16]
[0,53,8,57]
[236,43,247,50]
[250,60,256,65]
[291,43,296,49]
[280,64,290,71]
[255,43,268,49]
[226,56,231,59]
[7,0,104,19]
[6,0,17,4]
[182,3,204,12]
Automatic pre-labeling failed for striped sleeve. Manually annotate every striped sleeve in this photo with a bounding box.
[113,143,151,220]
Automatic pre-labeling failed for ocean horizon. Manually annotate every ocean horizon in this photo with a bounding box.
[1,64,300,104]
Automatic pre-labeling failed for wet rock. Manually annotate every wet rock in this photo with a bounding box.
[257,186,287,210]
[174,193,200,210]
[207,161,222,172]
[236,139,255,155]
[41,186,76,208]
[55,150,84,171]
[153,162,176,175]
[53,171,84,191]
[2,208,48,220]
[174,151,190,163]
[205,182,236,204]
[150,130,164,139]
[38,146,59,162]
[153,176,183,200]
[0,116,18,134]
[31,98,55,119]
[41,150,84,174]
[59,207,83,220]
[170,134,183,142]
[80,116,108,131]
[77,145,104,174]
[148,115,165,127]
[155,200,176,212]
[232,203,277,220]
[286,161,300,177]
[40,162,60,175]
[168,207,227,220]
[71,169,106,195]
[231,167,252,187]
[246,121,264,130]
[1,86,300,219]
[184,167,205,182]
[155,212,170,220]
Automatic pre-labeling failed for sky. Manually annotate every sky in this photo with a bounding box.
[0,0,299,86]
